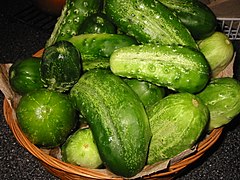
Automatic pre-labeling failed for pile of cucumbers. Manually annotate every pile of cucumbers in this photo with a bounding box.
[9,0,240,178]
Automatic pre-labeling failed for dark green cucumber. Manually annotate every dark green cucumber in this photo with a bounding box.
[79,13,117,34]
[68,33,138,70]
[147,92,209,164]
[45,0,101,47]
[105,0,197,49]
[110,44,210,94]
[70,69,151,177]
[157,0,217,39]
[41,41,82,93]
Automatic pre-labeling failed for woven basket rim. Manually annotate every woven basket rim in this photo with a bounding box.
[3,94,223,179]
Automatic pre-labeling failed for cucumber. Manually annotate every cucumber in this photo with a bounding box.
[78,13,117,34]
[70,69,151,177]
[197,31,234,77]
[41,41,82,93]
[197,77,240,131]
[61,128,102,168]
[157,0,217,40]
[124,78,166,109]
[45,0,101,47]
[9,57,45,95]
[105,0,197,49]
[110,44,210,94]
[147,92,209,164]
[68,33,138,71]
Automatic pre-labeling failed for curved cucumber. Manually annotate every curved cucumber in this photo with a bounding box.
[70,69,151,177]
[105,0,197,48]
[110,44,210,93]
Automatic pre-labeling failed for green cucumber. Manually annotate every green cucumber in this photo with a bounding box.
[45,0,101,47]
[124,78,166,109]
[110,44,210,94]
[157,0,217,39]
[105,0,197,49]
[61,128,102,168]
[9,57,45,95]
[79,13,117,34]
[197,77,240,131]
[147,92,209,164]
[68,33,138,71]
[41,41,82,93]
[70,69,151,177]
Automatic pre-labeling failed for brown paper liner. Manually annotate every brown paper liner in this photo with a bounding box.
[0,48,230,179]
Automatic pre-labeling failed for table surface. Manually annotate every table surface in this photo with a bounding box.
[1,0,240,179]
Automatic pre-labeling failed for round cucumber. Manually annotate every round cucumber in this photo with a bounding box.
[16,89,77,148]
[61,128,102,168]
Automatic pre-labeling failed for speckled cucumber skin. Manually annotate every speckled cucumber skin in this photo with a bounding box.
[70,69,152,177]
[68,33,138,71]
[147,92,209,164]
[105,0,197,49]
[110,44,210,94]
[46,0,101,47]
[197,77,240,131]
[157,0,217,40]
[68,33,138,59]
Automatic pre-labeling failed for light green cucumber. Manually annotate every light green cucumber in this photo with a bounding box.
[110,44,210,93]
[147,92,209,164]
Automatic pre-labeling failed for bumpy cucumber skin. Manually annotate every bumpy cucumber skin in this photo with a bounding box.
[70,69,151,177]
[110,44,210,94]
[158,0,217,40]
[79,13,117,34]
[147,92,209,164]
[68,33,138,71]
[105,0,197,49]
[68,33,138,59]
[41,41,81,93]
[197,77,240,131]
[45,0,101,47]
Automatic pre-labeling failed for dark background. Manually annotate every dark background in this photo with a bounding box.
[0,0,240,179]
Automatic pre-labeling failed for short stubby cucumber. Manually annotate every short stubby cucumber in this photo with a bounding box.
[41,41,82,93]
[147,92,209,164]
[197,77,240,131]
[105,0,197,49]
[61,128,102,168]
[70,69,152,177]
[110,44,210,94]
[45,0,101,47]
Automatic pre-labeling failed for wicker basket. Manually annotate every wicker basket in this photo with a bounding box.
[1,48,233,179]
